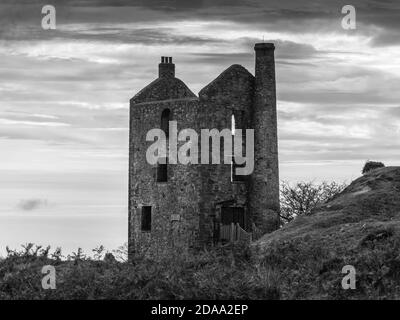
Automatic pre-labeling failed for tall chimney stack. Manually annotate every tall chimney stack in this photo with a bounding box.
[249,43,280,233]
[159,56,175,78]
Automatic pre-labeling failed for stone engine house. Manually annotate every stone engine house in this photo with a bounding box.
[128,43,279,257]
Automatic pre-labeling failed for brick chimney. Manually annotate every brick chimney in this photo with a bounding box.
[159,56,175,78]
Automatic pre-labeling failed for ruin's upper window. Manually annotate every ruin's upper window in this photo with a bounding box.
[141,206,152,232]
[231,113,246,182]
[161,108,170,138]
[157,109,170,182]
[156,157,168,182]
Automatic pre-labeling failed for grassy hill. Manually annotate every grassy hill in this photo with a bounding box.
[253,166,400,299]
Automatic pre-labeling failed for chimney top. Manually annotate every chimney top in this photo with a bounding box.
[161,56,173,64]
[254,43,275,50]
[159,56,175,78]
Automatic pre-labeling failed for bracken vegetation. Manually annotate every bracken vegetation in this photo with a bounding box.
[0,242,280,300]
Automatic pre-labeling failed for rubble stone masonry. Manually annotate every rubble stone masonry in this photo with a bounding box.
[128,45,280,258]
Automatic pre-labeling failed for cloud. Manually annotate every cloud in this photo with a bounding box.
[0,0,397,45]
[277,101,400,165]
[0,104,128,147]
[0,0,399,179]
[17,199,48,211]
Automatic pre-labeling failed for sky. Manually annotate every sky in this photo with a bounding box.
[0,0,400,255]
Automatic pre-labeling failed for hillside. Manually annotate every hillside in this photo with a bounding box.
[253,166,400,299]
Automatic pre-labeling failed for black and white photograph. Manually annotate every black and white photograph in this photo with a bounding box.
[0,0,400,309]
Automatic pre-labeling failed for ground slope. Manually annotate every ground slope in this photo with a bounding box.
[253,166,400,299]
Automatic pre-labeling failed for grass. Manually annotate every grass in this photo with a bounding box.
[253,167,400,299]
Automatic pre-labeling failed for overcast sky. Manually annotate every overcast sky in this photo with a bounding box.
[1,0,399,254]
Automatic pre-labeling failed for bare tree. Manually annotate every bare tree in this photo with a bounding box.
[280,181,347,224]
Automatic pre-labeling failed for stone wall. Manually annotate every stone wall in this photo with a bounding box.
[250,43,280,233]
[129,98,202,257]
[196,64,255,246]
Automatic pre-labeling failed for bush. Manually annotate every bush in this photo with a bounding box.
[280,181,347,223]
[0,243,280,300]
[362,161,385,174]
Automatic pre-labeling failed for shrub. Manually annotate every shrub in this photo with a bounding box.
[362,161,385,174]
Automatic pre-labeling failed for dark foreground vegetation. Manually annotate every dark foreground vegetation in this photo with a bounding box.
[0,242,280,300]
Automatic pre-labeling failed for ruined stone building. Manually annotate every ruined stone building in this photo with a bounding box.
[128,43,279,257]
